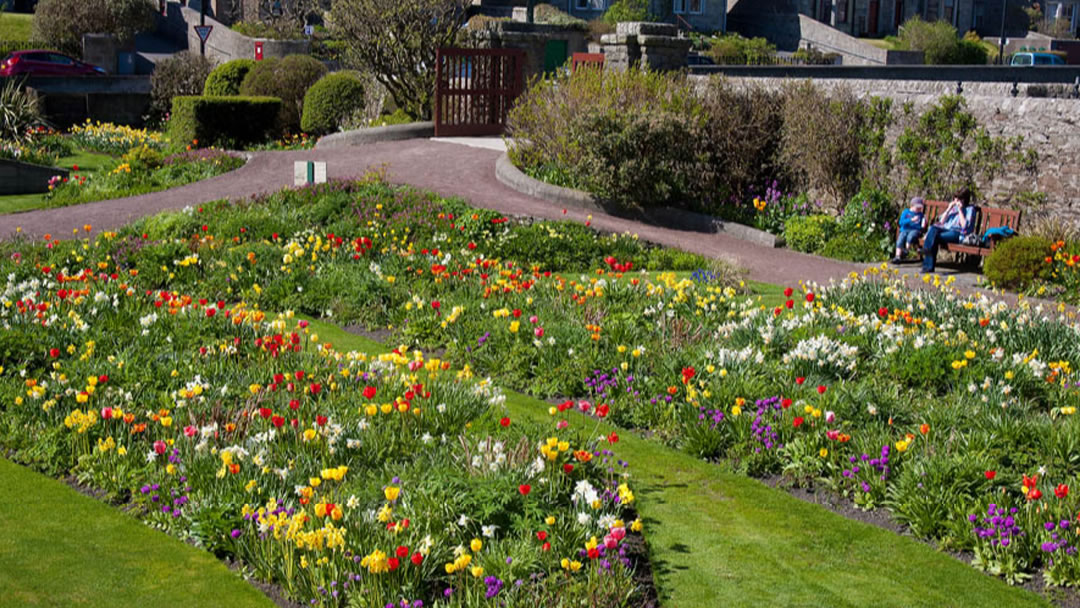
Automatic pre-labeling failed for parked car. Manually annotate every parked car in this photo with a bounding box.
[0,50,107,77]
[1010,52,1066,66]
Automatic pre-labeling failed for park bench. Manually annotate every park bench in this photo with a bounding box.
[908,200,1022,259]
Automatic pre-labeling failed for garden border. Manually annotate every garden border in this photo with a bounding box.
[495,152,783,248]
[314,122,436,149]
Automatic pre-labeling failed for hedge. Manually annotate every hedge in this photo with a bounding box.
[300,72,366,135]
[203,59,256,96]
[168,96,282,148]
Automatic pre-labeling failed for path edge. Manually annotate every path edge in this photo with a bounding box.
[494,152,783,248]
[315,122,436,150]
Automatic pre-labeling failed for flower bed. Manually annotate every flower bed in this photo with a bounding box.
[3,178,1079,597]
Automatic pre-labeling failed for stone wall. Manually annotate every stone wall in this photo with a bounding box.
[0,159,68,196]
[692,74,1080,223]
[601,22,691,72]
[471,22,588,80]
[157,1,310,63]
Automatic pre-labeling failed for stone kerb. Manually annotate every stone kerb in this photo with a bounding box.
[314,122,436,149]
[495,152,782,247]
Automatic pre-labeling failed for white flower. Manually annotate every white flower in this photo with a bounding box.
[482,524,498,538]
[347,495,360,509]
[457,514,470,527]
[576,512,592,526]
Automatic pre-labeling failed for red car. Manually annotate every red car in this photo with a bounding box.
[0,50,107,77]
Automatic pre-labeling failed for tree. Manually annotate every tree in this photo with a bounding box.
[329,0,469,120]
[32,0,156,55]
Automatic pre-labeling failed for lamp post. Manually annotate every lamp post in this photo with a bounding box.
[997,0,1007,64]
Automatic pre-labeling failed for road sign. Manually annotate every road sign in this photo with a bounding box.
[304,25,314,36]
[194,25,213,44]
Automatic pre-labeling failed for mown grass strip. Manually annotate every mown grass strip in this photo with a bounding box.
[0,458,276,608]
[307,317,1049,608]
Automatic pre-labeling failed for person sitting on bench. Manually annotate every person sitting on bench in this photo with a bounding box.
[921,188,977,274]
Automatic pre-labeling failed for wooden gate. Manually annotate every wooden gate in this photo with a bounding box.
[434,48,526,137]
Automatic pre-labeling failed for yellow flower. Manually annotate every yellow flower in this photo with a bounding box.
[545,515,556,526]
[819,448,828,458]
[630,518,643,532]
[471,566,484,578]
[509,321,520,333]
[964,350,976,360]
[384,486,401,502]
[731,405,742,417]
[470,538,482,552]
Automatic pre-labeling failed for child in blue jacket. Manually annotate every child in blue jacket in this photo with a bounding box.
[891,197,925,263]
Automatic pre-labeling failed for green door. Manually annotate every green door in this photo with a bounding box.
[543,40,568,74]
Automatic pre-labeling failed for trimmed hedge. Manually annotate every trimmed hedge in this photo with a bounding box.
[300,72,366,136]
[239,55,327,133]
[984,235,1053,289]
[204,59,256,96]
[168,96,282,148]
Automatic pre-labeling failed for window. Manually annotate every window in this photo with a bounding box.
[943,0,954,23]
[837,0,848,23]
[688,0,703,14]
[48,54,74,65]
[973,1,985,28]
[576,0,588,9]
[673,0,685,14]
[926,0,938,20]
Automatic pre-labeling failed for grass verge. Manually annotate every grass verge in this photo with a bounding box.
[303,316,1049,608]
[0,150,114,215]
[0,12,32,42]
[0,457,276,608]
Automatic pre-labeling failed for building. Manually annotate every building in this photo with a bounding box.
[735,0,1036,38]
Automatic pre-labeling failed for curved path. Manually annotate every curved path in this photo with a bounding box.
[0,139,873,289]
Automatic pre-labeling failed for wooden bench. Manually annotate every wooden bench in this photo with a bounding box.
[902,200,1022,259]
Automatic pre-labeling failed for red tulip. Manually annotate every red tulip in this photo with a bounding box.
[1057,484,1070,499]
[153,440,167,455]
[817,385,827,395]
[781,398,792,409]
[272,415,285,428]
[596,404,610,418]
[536,531,548,541]
[363,386,377,400]
[519,484,531,496]
[499,417,511,427]
[541,542,551,551]
[607,432,619,444]
[387,557,399,571]
[785,299,794,309]
[563,463,574,474]
[289,399,300,410]
[316,415,327,426]
[878,307,888,317]
[259,407,272,419]
[396,545,410,558]
[49,348,60,358]
[795,377,805,385]
[205,307,216,317]
[806,292,815,303]
[985,470,996,480]
[793,417,804,428]
[783,287,794,297]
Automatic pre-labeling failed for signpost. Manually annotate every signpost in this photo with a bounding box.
[199,0,207,56]
[194,25,213,56]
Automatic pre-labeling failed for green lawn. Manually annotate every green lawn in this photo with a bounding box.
[0,458,276,608]
[0,150,113,215]
[303,316,1050,608]
[0,12,33,42]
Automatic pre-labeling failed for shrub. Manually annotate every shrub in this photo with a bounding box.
[203,59,256,96]
[896,16,986,64]
[707,33,777,65]
[0,78,42,142]
[783,214,837,254]
[820,233,888,262]
[534,4,587,28]
[150,52,216,124]
[239,55,327,133]
[983,236,1053,289]
[32,0,155,55]
[602,0,651,25]
[230,20,303,39]
[300,72,366,136]
[168,96,282,148]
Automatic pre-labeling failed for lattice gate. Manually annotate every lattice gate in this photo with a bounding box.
[434,48,526,137]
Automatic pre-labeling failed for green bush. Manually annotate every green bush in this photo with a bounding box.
[707,33,777,65]
[820,233,888,262]
[783,214,837,254]
[300,72,366,135]
[896,16,986,64]
[32,0,154,55]
[167,96,282,148]
[0,78,42,143]
[239,55,327,133]
[602,0,651,25]
[983,235,1053,289]
[203,59,256,96]
[149,51,216,124]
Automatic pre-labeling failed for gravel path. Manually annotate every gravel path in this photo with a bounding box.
[0,139,985,291]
